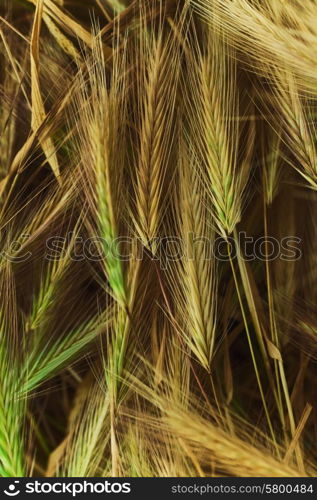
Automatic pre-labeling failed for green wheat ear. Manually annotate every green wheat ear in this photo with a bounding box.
[0,318,25,477]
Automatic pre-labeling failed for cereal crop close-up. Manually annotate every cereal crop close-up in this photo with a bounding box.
[0,0,316,479]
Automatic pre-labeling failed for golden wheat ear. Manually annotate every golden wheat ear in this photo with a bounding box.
[131,11,181,252]
[184,22,251,238]
[170,144,217,371]
[270,70,317,190]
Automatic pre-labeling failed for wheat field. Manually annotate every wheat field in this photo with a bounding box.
[0,0,316,478]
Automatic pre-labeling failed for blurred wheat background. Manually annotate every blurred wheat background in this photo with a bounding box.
[0,0,316,478]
